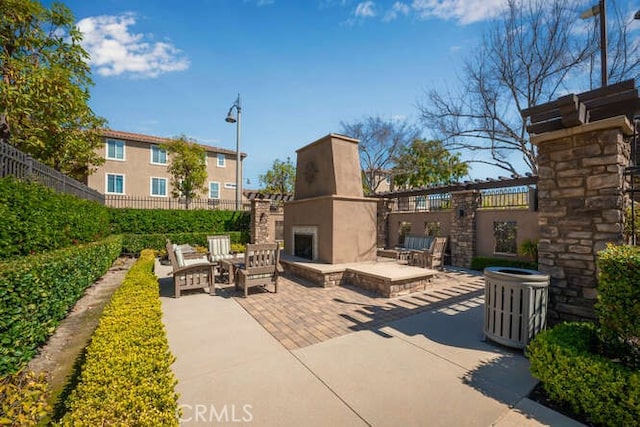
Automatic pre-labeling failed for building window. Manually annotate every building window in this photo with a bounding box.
[398,221,411,245]
[224,182,236,189]
[209,182,220,199]
[151,145,167,165]
[151,177,167,197]
[106,174,124,194]
[106,139,125,160]
[217,153,226,167]
[494,221,517,254]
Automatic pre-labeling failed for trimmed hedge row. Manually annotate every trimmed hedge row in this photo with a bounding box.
[470,256,537,271]
[597,244,640,349]
[109,208,249,234]
[0,369,50,425]
[59,250,178,426]
[121,231,249,255]
[0,235,123,376]
[527,322,640,426]
[0,178,110,259]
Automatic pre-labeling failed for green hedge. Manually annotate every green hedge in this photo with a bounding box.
[527,322,640,426]
[0,235,122,376]
[109,208,249,234]
[59,250,178,426]
[121,231,249,255]
[0,178,110,259]
[597,244,640,348]
[470,256,537,271]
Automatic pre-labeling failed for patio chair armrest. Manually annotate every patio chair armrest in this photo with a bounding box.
[173,263,214,275]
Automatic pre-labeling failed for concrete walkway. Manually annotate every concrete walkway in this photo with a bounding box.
[158,261,583,426]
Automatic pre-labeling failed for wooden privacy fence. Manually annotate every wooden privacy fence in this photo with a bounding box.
[0,141,104,203]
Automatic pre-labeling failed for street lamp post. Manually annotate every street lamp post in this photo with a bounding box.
[225,93,242,211]
[581,0,607,87]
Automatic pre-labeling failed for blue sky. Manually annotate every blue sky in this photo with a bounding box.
[48,0,637,187]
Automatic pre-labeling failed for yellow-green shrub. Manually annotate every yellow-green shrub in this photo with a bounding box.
[58,250,178,426]
[0,369,51,426]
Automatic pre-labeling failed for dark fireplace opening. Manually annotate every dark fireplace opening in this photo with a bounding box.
[294,234,313,260]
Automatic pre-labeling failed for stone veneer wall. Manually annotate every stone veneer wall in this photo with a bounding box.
[250,199,271,244]
[533,117,632,322]
[450,190,481,268]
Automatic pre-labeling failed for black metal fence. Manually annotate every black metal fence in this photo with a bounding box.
[0,141,104,203]
[105,195,250,211]
[393,193,452,212]
[480,187,535,209]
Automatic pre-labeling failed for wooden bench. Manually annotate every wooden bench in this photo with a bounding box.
[378,234,435,263]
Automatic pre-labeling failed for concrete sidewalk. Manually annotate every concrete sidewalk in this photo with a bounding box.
[158,261,583,426]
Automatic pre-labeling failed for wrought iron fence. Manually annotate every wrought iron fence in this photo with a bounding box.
[105,195,250,211]
[0,141,104,203]
[480,187,535,209]
[392,193,452,212]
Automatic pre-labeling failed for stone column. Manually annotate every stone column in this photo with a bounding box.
[250,199,271,244]
[450,190,481,268]
[376,198,392,248]
[533,117,633,322]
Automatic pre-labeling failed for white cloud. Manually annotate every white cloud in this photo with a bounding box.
[410,0,507,25]
[244,0,275,6]
[355,1,377,18]
[77,13,190,78]
[383,2,410,21]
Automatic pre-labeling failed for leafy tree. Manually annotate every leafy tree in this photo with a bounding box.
[0,0,106,180]
[163,136,207,209]
[392,139,468,189]
[259,157,295,194]
[341,116,420,194]
[419,0,638,176]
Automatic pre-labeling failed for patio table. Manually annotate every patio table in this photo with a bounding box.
[218,257,244,285]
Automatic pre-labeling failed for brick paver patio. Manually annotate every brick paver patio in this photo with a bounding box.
[220,269,485,350]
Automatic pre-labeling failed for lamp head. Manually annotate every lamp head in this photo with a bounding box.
[635,9,640,19]
[225,110,237,123]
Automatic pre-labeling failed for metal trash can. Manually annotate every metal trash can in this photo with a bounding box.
[483,266,549,349]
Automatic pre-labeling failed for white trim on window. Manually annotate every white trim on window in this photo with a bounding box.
[150,177,168,197]
[150,145,167,165]
[105,139,125,161]
[224,182,236,189]
[209,181,220,199]
[217,153,226,167]
[106,173,125,194]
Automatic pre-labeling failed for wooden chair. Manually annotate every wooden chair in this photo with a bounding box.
[235,243,281,297]
[166,241,215,298]
[410,237,448,270]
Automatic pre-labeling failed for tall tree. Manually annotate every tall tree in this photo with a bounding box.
[163,136,207,209]
[259,157,295,194]
[0,0,106,180]
[341,116,420,194]
[419,0,638,176]
[392,139,468,189]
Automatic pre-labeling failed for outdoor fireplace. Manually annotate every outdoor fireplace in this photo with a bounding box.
[292,226,317,260]
[284,134,378,264]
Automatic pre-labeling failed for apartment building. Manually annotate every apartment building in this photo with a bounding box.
[86,129,246,208]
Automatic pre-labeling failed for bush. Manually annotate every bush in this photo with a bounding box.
[0,178,110,259]
[0,369,51,426]
[58,250,178,426]
[109,208,249,234]
[470,256,537,271]
[527,322,640,426]
[597,244,640,355]
[121,231,248,255]
[0,235,122,376]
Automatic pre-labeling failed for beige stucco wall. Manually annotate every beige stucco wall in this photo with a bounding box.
[475,209,538,259]
[87,137,242,200]
[387,211,453,247]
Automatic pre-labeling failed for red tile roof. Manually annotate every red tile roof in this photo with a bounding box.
[101,129,246,158]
